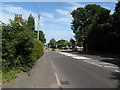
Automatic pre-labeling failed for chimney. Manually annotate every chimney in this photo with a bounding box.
[15,14,22,20]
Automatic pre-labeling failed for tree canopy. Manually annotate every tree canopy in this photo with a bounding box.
[71,2,120,53]
[27,14,35,31]
[35,31,46,43]
[57,39,68,49]
[49,38,57,48]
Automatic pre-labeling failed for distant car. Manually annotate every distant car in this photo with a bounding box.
[52,48,55,51]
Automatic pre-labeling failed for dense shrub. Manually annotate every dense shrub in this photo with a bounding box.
[2,15,45,82]
[2,29,44,72]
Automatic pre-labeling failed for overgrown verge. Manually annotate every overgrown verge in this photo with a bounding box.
[2,15,44,83]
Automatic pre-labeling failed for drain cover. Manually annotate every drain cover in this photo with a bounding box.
[60,81,69,85]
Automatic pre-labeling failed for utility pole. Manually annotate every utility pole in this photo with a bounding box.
[37,12,40,40]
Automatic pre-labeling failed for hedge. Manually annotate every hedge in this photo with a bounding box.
[2,29,44,82]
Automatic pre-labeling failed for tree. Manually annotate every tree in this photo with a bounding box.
[57,39,68,49]
[39,31,46,43]
[71,4,111,51]
[27,14,35,31]
[108,1,120,53]
[35,30,46,43]
[49,38,56,48]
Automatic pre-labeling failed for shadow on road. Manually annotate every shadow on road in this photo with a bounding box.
[110,72,120,88]
[110,72,120,80]
[61,51,120,67]
[101,58,120,67]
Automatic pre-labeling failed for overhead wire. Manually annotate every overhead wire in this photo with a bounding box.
[33,2,71,24]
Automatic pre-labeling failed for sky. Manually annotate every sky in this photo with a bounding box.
[1,1,117,43]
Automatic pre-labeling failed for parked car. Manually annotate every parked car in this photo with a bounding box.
[52,48,55,51]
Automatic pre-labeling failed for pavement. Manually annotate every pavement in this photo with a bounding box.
[2,49,120,88]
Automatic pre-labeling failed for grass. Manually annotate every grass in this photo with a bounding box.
[2,68,21,83]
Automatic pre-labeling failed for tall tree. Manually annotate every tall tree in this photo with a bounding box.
[71,4,110,51]
[27,14,35,31]
[35,30,46,43]
[109,1,120,52]
[49,38,56,48]
[39,31,46,43]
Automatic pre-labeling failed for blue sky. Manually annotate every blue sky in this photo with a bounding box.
[1,2,117,43]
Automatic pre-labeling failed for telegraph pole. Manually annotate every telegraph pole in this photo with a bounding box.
[37,12,40,40]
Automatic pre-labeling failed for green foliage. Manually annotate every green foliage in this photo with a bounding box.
[57,39,68,49]
[39,31,46,43]
[71,3,120,53]
[2,14,44,83]
[35,31,46,43]
[2,68,19,83]
[48,38,56,48]
[71,4,110,42]
[30,39,44,63]
[27,14,35,31]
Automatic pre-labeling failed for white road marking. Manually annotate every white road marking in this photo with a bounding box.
[84,60,117,68]
[98,63,113,65]
[59,52,77,57]
[72,56,91,60]
[84,60,102,67]
[95,64,102,67]
[59,52,90,59]
[58,51,119,73]
[104,66,118,68]
[115,70,120,73]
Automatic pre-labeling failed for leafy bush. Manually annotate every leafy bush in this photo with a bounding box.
[2,16,45,83]
[2,30,44,72]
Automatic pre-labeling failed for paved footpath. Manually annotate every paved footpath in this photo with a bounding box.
[3,51,59,88]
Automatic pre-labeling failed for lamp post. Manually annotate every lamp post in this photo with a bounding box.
[37,12,40,40]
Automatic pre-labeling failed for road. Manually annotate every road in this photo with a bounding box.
[3,50,120,88]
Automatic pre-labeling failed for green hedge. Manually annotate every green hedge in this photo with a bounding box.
[2,16,45,83]
[2,29,44,83]
[2,29,44,71]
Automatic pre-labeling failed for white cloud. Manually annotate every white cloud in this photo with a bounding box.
[42,12,54,19]
[1,12,14,24]
[3,4,37,17]
[1,4,71,28]
[56,9,70,16]
[67,2,85,11]
[2,4,32,19]
[56,17,71,23]
[41,11,71,24]
[3,5,23,14]
[53,2,86,25]
[68,2,82,7]
[54,2,84,24]
[1,4,43,30]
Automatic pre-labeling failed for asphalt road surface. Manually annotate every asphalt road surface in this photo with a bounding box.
[3,50,120,88]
